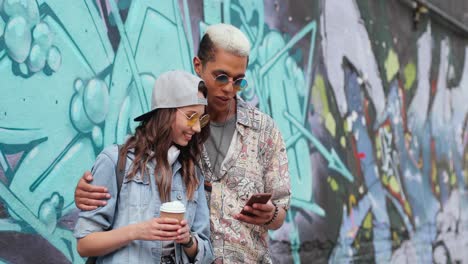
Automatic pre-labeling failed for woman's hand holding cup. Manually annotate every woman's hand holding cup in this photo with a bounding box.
[175,219,191,244]
[135,217,181,241]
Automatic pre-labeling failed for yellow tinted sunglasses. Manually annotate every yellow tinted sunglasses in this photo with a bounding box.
[177,109,210,128]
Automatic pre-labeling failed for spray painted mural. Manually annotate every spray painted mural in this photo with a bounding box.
[0,0,467,263]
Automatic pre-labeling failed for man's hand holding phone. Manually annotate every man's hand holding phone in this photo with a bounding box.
[233,193,276,226]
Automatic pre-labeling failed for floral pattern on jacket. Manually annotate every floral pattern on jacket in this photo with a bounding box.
[201,97,291,264]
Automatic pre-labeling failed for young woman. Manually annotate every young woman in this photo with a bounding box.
[74,70,214,264]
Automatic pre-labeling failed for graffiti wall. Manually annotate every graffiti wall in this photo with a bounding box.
[0,0,467,263]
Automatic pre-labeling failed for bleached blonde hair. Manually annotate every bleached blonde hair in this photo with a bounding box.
[197,23,250,64]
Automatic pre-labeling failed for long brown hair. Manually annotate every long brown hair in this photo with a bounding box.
[121,85,209,202]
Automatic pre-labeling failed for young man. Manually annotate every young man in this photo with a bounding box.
[75,23,291,264]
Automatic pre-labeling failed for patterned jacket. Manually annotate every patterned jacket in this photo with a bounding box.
[201,97,291,264]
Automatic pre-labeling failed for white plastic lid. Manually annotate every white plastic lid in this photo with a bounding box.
[160,201,185,213]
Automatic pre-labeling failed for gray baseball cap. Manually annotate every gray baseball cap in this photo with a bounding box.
[134,70,208,122]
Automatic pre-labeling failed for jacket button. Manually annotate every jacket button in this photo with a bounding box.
[177,194,182,200]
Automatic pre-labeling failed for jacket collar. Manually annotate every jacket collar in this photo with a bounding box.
[235,96,264,136]
[236,96,251,128]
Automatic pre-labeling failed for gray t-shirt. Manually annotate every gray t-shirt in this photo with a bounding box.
[205,115,236,178]
[161,241,174,257]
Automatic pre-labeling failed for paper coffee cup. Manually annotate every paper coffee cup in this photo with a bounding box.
[160,201,185,222]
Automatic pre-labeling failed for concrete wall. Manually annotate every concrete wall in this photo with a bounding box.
[0,0,467,263]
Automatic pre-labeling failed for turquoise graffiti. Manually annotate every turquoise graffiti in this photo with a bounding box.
[0,0,196,262]
[1,0,468,263]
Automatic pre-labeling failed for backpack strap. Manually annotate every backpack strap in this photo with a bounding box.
[115,144,127,201]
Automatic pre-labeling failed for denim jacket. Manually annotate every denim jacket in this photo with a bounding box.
[74,145,214,264]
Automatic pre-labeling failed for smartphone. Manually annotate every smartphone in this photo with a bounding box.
[240,193,272,217]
